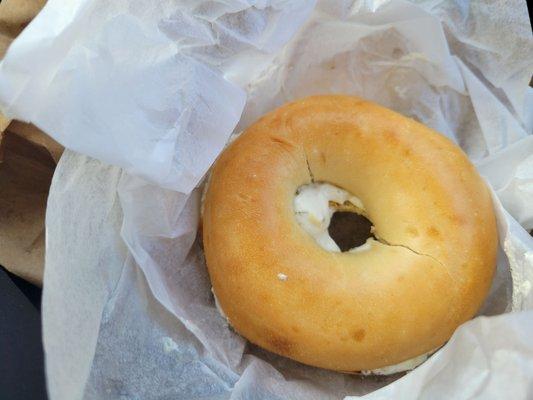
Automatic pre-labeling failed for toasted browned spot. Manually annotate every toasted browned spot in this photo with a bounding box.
[291,326,300,333]
[270,135,296,149]
[237,192,252,202]
[352,329,366,342]
[397,275,405,282]
[268,334,294,354]
[426,226,440,238]
[258,292,271,304]
[447,214,465,225]
[403,149,412,157]
[384,131,400,146]
[320,152,326,163]
[406,226,419,237]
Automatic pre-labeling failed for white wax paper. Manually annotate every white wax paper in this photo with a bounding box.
[0,0,532,399]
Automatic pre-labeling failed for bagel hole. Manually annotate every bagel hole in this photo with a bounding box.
[328,211,374,252]
[294,182,376,253]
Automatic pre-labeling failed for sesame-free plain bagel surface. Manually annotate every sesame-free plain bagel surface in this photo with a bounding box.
[202,95,497,372]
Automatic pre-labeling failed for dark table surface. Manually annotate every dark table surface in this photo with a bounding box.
[0,265,47,400]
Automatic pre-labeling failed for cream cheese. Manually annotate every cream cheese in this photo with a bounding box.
[211,287,228,322]
[349,237,376,253]
[361,351,432,375]
[293,182,369,253]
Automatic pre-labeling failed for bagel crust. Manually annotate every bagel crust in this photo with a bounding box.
[202,95,498,372]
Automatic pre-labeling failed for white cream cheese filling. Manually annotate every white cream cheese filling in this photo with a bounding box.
[211,287,228,322]
[293,182,371,253]
[361,351,432,375]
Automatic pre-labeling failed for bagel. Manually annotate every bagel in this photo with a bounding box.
[202,95,497,373]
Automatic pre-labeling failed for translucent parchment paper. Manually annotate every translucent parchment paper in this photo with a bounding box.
[1,0,533,399]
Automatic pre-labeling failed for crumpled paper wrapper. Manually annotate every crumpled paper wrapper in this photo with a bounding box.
[0,0,60,285]
[1,0,533,399]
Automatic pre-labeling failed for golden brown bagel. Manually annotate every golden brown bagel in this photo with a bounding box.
[202,95,497,372]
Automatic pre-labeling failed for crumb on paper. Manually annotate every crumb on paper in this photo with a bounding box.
[162,337,179,353]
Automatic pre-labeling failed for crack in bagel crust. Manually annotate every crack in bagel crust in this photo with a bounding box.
[373,234,447,270]
[293,181,449,274]
[300,153,450,275]
[304,151,315,183]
